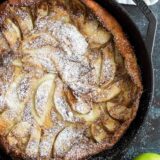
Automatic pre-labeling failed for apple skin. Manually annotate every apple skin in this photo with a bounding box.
[134,153,160,160]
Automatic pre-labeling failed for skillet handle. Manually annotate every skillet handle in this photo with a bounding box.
[133,0,157,55]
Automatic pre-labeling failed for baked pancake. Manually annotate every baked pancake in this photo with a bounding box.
[0,0,143,159]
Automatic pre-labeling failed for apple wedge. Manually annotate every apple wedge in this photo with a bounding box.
[100,46,116,87]
[25,125,41,159]
[54,126,85,157]
[93,83,121,103]
[107,102,133,121]
[9,6,33,34]
[0,32,10,54]
[2,18,21,51]
[91,122,108,143]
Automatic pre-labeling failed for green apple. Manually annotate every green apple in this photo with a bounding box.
[134,153,160,160]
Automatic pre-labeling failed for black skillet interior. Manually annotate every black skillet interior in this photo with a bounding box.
[0,0,153,159]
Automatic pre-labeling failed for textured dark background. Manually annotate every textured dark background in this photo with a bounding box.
[92,1,160,160]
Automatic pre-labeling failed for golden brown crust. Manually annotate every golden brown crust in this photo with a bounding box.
[0,0,143,159]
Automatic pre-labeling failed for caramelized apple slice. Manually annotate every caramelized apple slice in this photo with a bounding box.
[89,29,111,49]
[91,122,108,143]
[22,32,58,52]
[51,4,71,23]
[2,18,21,51]
[91,52,102,85]
[22,33,58,72]
[82,20,98,38]
[12,59,23,67]
[54,78,79,122]
[77,104,101,123]
[25,125,41,159]
[10,6,33,34]
[32,74,56,127]
[74,98,91,115]
[7,122,31,148]
[0,32,10,54]
[39,126,64,159]
[54,126,85,157]
[107,102,133,121]
[100,46,116,87]
[81,20,111,48]
[102,113,120,133]
[116,78,138,106]
[93,83,121,103]
[22,54,56,73]
[0,110,21,136]
[5,74,24,111]
[37,1,49,19]
[65,88,91,114]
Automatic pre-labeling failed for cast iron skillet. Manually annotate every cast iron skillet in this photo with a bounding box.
[0,0,157,159]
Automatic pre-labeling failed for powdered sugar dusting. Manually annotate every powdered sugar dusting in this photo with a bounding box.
[54,126,84,157]
[39,125,64,158]
[35,79,53,116]
[22,103,34,124]
[74,98,91,114]
[102,57,115,83]
[17,76,30,101]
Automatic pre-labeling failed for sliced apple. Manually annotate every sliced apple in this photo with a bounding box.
[5,74,24,111]
[0,110,22,136]
[31,74,56,128]
[100,46,116,87]
[22,54,56,73]
[7,122,31,147]
[82,20,98,38]
[54,126,85,157]
[22,32,58,53]
[89,29,111,48]
[117,79,138,106]
[25,125,41,159]
[37,1,49,19]
[91,122,108,143]
[91,52,102,85]
[17,76,31,102]
[51,5,71,23]
[93,83,121,103]
[107,102,133,121]
[9,6,33,34]
[81,20,111,48]
[74,98,91,115]
[22,32,58,72]
[12,59,22,67]
[65,88,91,115]
[102,114,120,133]
[54,78,79,122]
[2,18,21,51]
[0,32,10,54]
[77,104,101,123]
[39,126,64,159]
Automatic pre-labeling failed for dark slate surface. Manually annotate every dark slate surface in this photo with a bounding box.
[92,1,160,160]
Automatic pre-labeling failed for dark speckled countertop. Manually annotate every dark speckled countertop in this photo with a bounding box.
[93,1,160,160]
